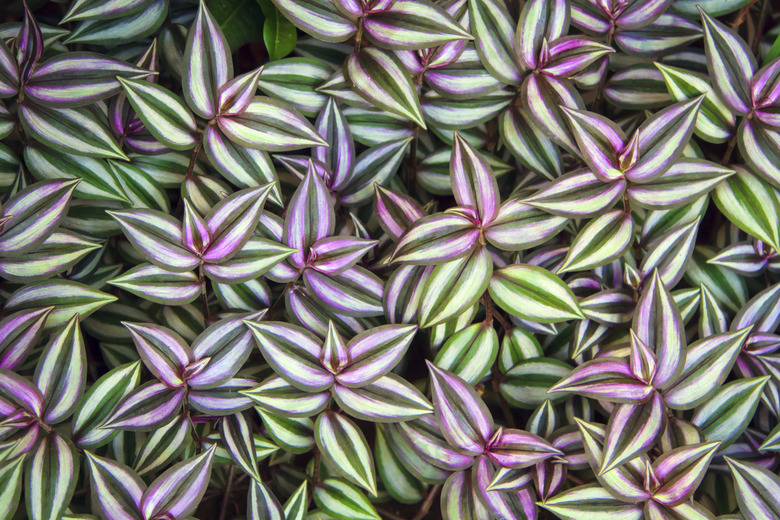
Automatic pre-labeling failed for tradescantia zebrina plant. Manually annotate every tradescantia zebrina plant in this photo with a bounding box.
[4,0,780,519]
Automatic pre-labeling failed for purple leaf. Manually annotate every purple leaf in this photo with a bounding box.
[548,358,653,404]
[103,381,184,431]
[374,184,426,241]
[0,368,44,417]
[183,2,232,119]
[652,442,720,506]
[428,362,493,455]
[333,373,433,422]
[25,432,79,520]
[314,98,354,190]
[203,185,272,263]
[85,451,145,520]
[337,324,417,387]
[391,211,480,264]
[0,307,52,370]
[308,235,378,275]
[17,3,43,82]
[284,164,335,269]
[241,375,330,418]
[315,410,377,495]
[516,0,569,69]
[601,392,664,474]
[486,427,563,469]
[123,323,192,388]
[141,445,216,520]
[451,133,500,225]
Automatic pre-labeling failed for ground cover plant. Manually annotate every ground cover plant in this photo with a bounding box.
[2,0,780,518]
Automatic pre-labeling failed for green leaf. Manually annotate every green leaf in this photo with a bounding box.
[539,483,643,520]
[257,0,297,60]
[313,478,380,520]
[434,321,498,384]
[315,411,377,496]
[25,433,79,520]
[560,210,634,273]
[207,0,266,50]
[489,264,585,323]
[0,456,23,520]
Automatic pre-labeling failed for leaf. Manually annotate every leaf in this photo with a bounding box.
[725,457,780,520]
[699,6,755,115]
[19,103,127,160]
[627,159,734,209]
[33,315,86,424]
[500,358,572,409]
[24,435,77,520]
[363,0,470,51]
[601,392,664,474]
[0,456,23,520]
[103,381,184,431]
[315,411,377,495]
[123,323,192,388]
[0,307,52,370]
[269,0,356,43]
[548,357,654,404]
[333,374,433,422]
[109,263,201,306]
[346,48,426,128]
[632,270,685,389]
[218,96,327,151]
[245,321,334,392]
[490,263,584,323]
[427,362,493,455]
[256,0,297,60]
[451,133,500,225]
[652,442,720,506]
[516,0,569,69]
[304,266,385,317]
[522,74,584,153]
[391,212,479,265]
[713,166,780,253]
[468,0,522,84]
[539,484,643,520]
[283,481,309,520]
[691,376,770,450]
[243,376,329,417]
[418,246,492,328]
[337,324,417,387]
[221,412,261,481]
[109,209,199,272]
[314,478,380,520]
[248,480,284,520]
[4,279,117,332]
[664,327,752,410]
[84,451,144,520]
[203,185,272,263]
[560,210,634,273]
[64,0,168,46]
[140,445,216,520]
[434,321,498,384]
[184,2,233,119]
[522,169,625,218]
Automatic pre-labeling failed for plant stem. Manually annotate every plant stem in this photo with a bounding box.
[411,484,441,520]
[199,263,210,321]
[721,135,737,165]
[186,130,205,179]
[217,465,235,520]
[752,0,769,53]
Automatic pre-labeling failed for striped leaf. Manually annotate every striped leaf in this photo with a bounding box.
[601,392,664,474]
[333,373,433,422]
[500,358,571,409]
[391,212,480,265]
[517,0,569,69]
[19,103,127,159]
[245,321,333,392]
[628,159,734,209]
[549,357,653,404]
[451,133,500,225]
[0,307,52,370]
[248,480,284,520]
[314,478,380,520]
[203,185,272,264]
[304,266,384,317]
[346,48,425,128]
[140,445,216,520]
[632,270,685,389]
[283,481,309,520]
[490,264,584,323]
[522,169,625,218]
[270,0,356,43]
[639,219,700,288]
[364,0,470,51]
[242,376,330,418]
[664,327,752,410]
[109,263,201,305]
[434,322,498,384]
[560,210,634,273]
[315,411,377,496]
[4,279,117,332]
[103,381,184,431]
[0,456,23,520]
[419,246,492,328]
[699,6,755,115]
[561,107,625,182]
[713,166,780,252]
[500,106,562,179]
[337,324,417,387]
[123,323,191,388]
[0,179,79,256]
[221,412,261,481]
[187,313,259,389]
[725,457,780,520]
[284,165,334,268]
[183,2,232,119]
[0,37,18,98]
[256,409,315,454]
[218,96,327,151]
[72,361,141,448]
[484,198,567,251]
[33,315,86,424]
[117,78,197,150]
[374,425,426,504]
[652,442,720,506]
[691,376,770,450]
[188,377,255,415]
[85,451,144,520]
[468,0,522,84]
[25,53,150,108]
[341,136,411,206]
[64,1,167,45]
[441,471,480,520]
[428,363,493,455]
[256,57,330,117]
[522,74,584,153]
[308,236,377,275]
[656,63,736,144]
[109,209,199,272]
[25,433,79,520]
[539,484,643,520]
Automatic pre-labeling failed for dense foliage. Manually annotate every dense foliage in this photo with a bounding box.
[2,0,780,518]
